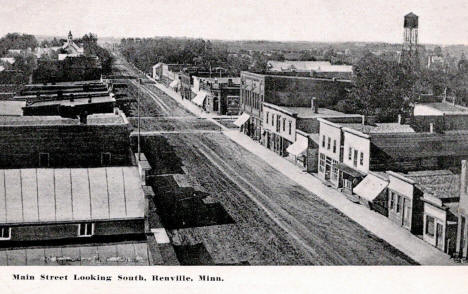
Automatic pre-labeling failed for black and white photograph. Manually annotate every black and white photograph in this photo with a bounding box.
[0,0,467,292]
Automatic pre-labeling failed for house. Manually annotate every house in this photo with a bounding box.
[238,71,352,142]
[0,166,147,246]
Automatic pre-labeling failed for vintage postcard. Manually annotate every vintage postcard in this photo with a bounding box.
[0,0,467,293]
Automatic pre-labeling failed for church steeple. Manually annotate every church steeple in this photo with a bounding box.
[68,31,73,41]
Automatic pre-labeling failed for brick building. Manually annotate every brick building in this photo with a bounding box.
[238,71,352,142]
[0,111,132,168]
[192,77,240,115]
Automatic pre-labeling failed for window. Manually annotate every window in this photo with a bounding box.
[266,112,269,124]
[39,153,49,167]
[327,137,331,150]
[353,150,358,167]
[0,227,11,240]
[78,223,95,237]
[344,179,352,189]
[276,115,281,132]
[333,140,337,153]
[271,114,275,126]
[101,152,111,166]
[360,152,364,166]
[282,118,286,132]
[331,160,338,181]
[389,191,395,210]
[396,195,402,213]
[426,216,435,237]
[319,153,325,173]
[348,147,352,160]
[288,121,292,135]
[322,135,326,148]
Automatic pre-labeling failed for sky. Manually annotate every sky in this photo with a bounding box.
[0,0,467,45]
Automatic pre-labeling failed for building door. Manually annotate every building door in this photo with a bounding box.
[436,222,444,250]
[213,97,219,112]
[402,199,411,229]
[39,153,49,167]
[325,164,331,181]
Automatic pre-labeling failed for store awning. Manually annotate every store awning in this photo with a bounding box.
[192,92,207,106]
[354,174,388,202]
[169,79,179,89]
[233,113,250,127]
[286,135,308,156]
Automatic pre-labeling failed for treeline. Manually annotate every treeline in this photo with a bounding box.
[334,53,468,121]
[79,33,113,74]
[0,33,38,56]
[119,37,266,75]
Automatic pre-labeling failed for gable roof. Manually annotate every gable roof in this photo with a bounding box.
[0,167,145,225]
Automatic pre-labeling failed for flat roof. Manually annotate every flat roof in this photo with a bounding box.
[0,167,145,225]
[341,123,416,134]
[0,113,125,126]
[26,95,115,107]
[404,170,460,200]
[0,241,150,265]
[416,102,468,114]
[0,101,25,116]
[282,107,346,118]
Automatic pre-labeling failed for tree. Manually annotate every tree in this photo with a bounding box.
[348,53,416,122]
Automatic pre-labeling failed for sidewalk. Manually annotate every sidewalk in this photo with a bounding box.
[143,71,454,265]
[223,130,454,265]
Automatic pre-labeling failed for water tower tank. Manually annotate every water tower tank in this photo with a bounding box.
[404,12,418,29]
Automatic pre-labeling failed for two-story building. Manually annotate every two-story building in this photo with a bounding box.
[238,71,352,142]
[457,160,468,259]
[261,100,360,172]
[193,77,240,115]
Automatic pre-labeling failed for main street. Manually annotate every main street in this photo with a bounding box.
[113,55,416,265]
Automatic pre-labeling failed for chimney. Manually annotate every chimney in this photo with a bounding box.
[429,122,434,133]
[69,94,74,102]
[88,94,92,103]
[361,115,366,125]
[311,97,318,113]
[398,114,403,124]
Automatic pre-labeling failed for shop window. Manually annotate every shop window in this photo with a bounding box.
[426,216,435,237]
[0,227,11,240]
[344,179,352,189]
[78,223,95,237]
[353,150,358,167]
[282,118,286,132]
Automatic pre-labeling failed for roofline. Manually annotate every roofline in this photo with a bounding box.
[0,216,145,226]
[342,126,371,139]
[317,117,343,129]
[296,129,310,137]
[386,171,417,185]
[263,102,298,117]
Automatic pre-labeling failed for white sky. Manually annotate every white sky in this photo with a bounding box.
[0,0,467,44]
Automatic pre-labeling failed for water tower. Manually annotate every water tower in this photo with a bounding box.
[401,12,419,67]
